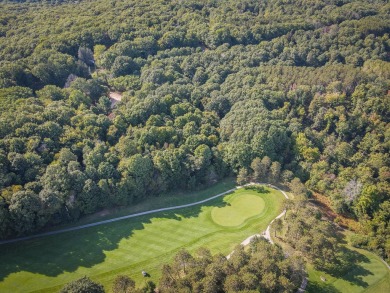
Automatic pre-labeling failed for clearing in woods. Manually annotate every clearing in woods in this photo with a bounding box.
[0,185,284,292]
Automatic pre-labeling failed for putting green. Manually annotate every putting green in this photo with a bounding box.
[0,186,284,292]
[211,193,265,226]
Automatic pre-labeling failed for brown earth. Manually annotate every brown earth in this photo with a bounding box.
[109,92,122,108]
[310,192,360,231]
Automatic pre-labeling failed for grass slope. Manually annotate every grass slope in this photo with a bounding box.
[0,186,284,292]
[306,244,390,293]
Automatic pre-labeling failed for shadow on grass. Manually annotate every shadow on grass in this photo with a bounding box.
[336,246,372,288]
[307,281,340,293]
[318,246,372,289]
[0,196,230,281]
[244,185,270,194]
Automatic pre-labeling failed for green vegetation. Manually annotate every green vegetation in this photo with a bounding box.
[158,238,303,293]
[211,193,265,226]
[0,0,389,290]
[307,247,390,293]
[0,187,284,292]
[51,177,236,229]
[271,200,390,293]
[60,276,104,293]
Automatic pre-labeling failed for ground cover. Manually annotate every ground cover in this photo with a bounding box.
[269,210,389,293]
[0,185,284,292]
[211,193,265,226]
[306,246,390,293]
[48,178,236,230]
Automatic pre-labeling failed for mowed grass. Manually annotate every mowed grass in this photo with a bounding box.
[49,178,237,229]
[211,193,265,226]
[0,186,284,293]
[306,246,390,293]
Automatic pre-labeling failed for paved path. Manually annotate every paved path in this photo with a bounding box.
[226,183,308,292]
[257,183,288,244]
[0,187,238,245]
[226,183,288,258]
[0,182,308,291]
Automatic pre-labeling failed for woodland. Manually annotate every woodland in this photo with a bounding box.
[0,0,389,290]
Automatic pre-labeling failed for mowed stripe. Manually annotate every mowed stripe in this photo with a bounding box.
[0,188,285,293]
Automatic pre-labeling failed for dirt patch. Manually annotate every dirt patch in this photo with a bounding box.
[109,92,122,108]
[310,192,359,231]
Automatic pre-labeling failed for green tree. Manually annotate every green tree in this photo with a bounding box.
[273,218,283,237]
[9,190,43,235]
[289,178,308,200]
[174,249,194,275]
[112,275,135,293]
[237,168,250,185]
[60,276,104,293]
[269,161,281,183]
[224,274,244,292]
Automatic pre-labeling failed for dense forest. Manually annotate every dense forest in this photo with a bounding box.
[0,0,389,266]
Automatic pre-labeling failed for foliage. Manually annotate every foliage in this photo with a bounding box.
[60,276,104,293]
[0,186,284,292]
[0,0,388,262]
[158,240,303,292]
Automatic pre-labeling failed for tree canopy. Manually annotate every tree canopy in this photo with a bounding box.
[0,0,388,262]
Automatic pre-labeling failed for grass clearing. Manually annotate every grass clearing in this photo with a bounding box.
[306,242,389,293]
[270,209,389,293]
[0,185,284,293]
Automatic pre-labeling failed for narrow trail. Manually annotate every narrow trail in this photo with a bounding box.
[226,183,308,293]
[0,187,238,245]
[226,183,288,258]
[1,182,308,291]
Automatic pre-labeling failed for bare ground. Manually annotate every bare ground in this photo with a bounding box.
[109,92,122,108]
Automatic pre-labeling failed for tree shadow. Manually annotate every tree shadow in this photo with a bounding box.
[0,195,230,282]
[321,246,372,288]
[307,281,340,293]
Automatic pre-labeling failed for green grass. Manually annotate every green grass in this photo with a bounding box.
[269,210,389,293]
[0,185,284,293]
[48,178,237,230]
[306,246,390,293]
[211,193,265,226]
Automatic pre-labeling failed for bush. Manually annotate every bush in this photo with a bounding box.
[245,184,268,193]
[60,276,104,293]
[349,234,369,248]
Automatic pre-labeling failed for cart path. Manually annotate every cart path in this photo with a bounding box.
[1,182,307,290]
[0,187,238,245]
[226,183,308,292]
[0,183,285,246]
[226,183,288,259]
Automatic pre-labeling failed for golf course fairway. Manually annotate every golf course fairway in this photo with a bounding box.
[0,186,284,292]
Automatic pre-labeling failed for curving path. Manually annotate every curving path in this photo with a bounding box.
[1,182,307,291]
[226,183,288,258]
[226,183,308,292]
[0,183,286,246]
[0,187,239,245]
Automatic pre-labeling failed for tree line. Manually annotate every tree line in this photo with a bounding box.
[0,0,388,261]
[60,237,304,293]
